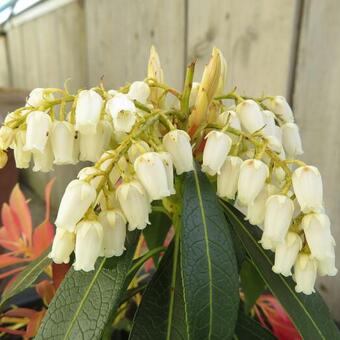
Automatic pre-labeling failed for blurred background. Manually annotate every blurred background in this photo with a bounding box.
[0,0,339,320]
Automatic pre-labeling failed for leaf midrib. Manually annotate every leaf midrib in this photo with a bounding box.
[222,202,326,340]
[193,169,213,340]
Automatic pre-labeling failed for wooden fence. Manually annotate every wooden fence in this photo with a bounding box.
[1,0,340,319]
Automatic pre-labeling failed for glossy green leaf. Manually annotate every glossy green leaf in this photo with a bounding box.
[143,209,172,264]
[36,232,139,340]
[235,312,277,340]
[129,244,188,340]
[181,169,239,340]
[221,201,340,340]
[240,260,266,313]
[0,249,51,309]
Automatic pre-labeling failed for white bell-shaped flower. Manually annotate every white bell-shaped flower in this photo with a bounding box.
[75,90,103,134]
[77,166,103,188]
[302,213,335,260]
[79,131,103,163]
[217,110,241,130]
[128,141,151,165]
[24,111,51,153]
[294,253,317,295]
[236,100,264,134]
[128,81,150,104]
[134,152,171,200]
[189,82,200,107]
[106,93,137,133]
[32,140,54,172]
[74,220,103,271]
[266,135,283,154]
[51,121,76,165]
[318,247,337,276]
[281,123,303,157]
[0,126,15,149]
[98,209,127,257]
[266,96,294,123]
[261,195,294,250]
[202,131,232,176]
[158,152,175,195]
[247,184,278,226]
[26,88,53,107]
[292,166,323,213]
[13,130,31,168]
[49,228,75,264]
[237,159,269,205]
[163,129,194,174]
[217,156,243,199]
[272,232,302,276]
[116,180,151,231]
[262,110,276,137]
[100,120,113,151]
[55,180,97,231]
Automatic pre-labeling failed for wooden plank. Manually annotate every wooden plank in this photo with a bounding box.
[0,36,10,87]
[187,0,300,97]
[293,0,340,320]
[85,0,185,90]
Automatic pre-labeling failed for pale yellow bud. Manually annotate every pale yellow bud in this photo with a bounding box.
[0,150,8,169]
[189,48,221,131]
[147,45,164,106]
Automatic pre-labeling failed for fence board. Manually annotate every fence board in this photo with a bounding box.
[293,0,340,320]
[0,36,10,87]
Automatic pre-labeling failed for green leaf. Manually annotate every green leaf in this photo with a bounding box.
[240,260,266,313]
[181,169,239,340]
[143,209,172,264]
[129,243,188,340]
[0,249,52,309]
[36,231,140,340]
[235,312,277,340]
[221,201,340,340]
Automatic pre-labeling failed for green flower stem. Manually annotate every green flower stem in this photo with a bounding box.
[181,61,196,117]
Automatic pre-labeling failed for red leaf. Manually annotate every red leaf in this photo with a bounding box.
[25,309,46,338]
[0,253,31,269]
[35,280,55,305]
[9,184,33,246]
[32,221,54,257]
[4,307,37,318]
[0,266,25,280]
[52,262,70,289]
[1,203,21,243]
[43,178,55,222]
[0,327,26,336]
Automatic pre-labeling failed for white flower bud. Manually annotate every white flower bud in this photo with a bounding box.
[292,166,323,213]
[247,184,278,226]
[294,253,317,295]
[51,121,76,165]
[281,123,303,157]
[77,166,103,188]
[266,135,283,153]
[262,110,276,137]
[13,130,31,168]
[79,121,109,162]
[128,81,150,104]
[272,232,302,276]
[106,93,137,132]
[116,180,151,230]
[24,111,51,153]
[217,110,241,130]
[49,228,75,264]
[26,88,53,107]
[74,220,103,271]
[158,152,175,195]
[32,140,54,172]
[55,180,97,231]
[202,131,232,176]
[302,213,335,260]
[237,159,269,205]
[98,209,126,257]
[75,90,103,134]
[0,126,15,149]
[163,129,194,174]
[318,248,337,277]
[236,100,265,134]
[128,141,151,164]
[261,195,294,250]
[134,152,171,200]
[217,156,242,199]
[189,82,200,107]
[266,96,294,123]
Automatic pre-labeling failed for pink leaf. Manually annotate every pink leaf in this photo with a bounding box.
[0,254,31,269]
[9,184,33,246]
[32,221,54,257]
[1,203,21,242]
[43,178,55,222]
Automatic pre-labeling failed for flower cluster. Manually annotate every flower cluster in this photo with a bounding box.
[0,47,336,294]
